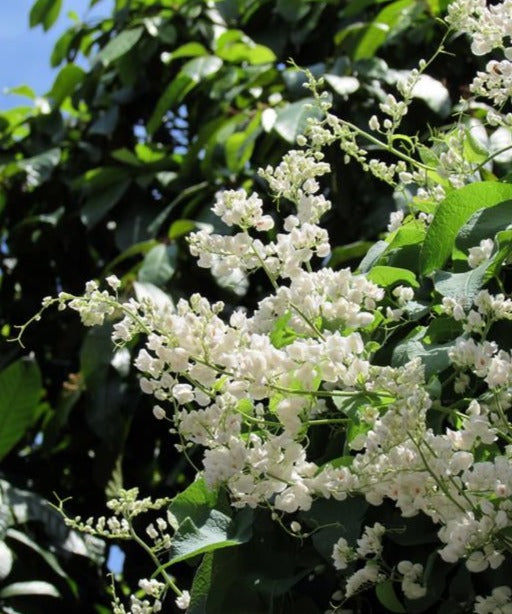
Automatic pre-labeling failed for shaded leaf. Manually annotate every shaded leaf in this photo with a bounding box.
[376,580,406,613]
[0,360,42,461]
[47,64,85,105]
[0,581,60,599]
[456,200,512,252]
[138,244,177,286]
[95,27,144,66]
[80,179,130,228]
[273,98,322,144]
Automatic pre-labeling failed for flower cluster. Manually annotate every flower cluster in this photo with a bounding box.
[31,2,512,612]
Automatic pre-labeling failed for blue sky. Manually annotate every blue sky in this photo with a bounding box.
[0,0,109,109]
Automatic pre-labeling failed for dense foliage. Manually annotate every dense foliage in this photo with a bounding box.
[3,0,512,613]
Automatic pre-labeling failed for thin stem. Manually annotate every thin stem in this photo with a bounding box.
[126,518,182,597]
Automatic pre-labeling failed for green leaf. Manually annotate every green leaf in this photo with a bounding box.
[420,182,512,275]
[456,200,512,252]
[161,42,208,64]
[376,579,406,613]
[273,98,322,144]
[6,529,68,580]
[359,240,389,272]
[168,219,196,240]
[138,244,177,286]
[353,0,414,60]
[169,508,252,564]
[270,311,298,348]
[0,581,60,599]
[215,30,275,65]
[47,64,85,105]
[50,28,75,67]
[29,0,63,30]
[328,241,374,267]
[410,74,451,117]
[0,542,13,580]
[367,265,419,288]
[168,479,253,565]
[19,148,61,187]
[433,261,488,305]
[0,360,42,461]
[95,27,144,66]
[105,239,158,272]
[189,551,214,613]
[80,179,130,228]
[4,85,36,100]
[393,336,453,379]
[225,112,261,173]
[147,56,223,135]
[169,479,219,526]
[324,74,359,96]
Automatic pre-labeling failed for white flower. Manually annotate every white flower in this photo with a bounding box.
[175,590,191,610]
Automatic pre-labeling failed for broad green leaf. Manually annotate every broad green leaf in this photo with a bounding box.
[50,28,75,67]
[147,56,223,135]
[376,579,406,613]
[328,241,374,267]
[456,200,512,252]
[4,85,36,100]
[138,244,177,286]
[386,220,426,251]
[29,0,62,30]
[135,143,166,163]
[358,240,389,272]
[324,74,359,96]
[464,124,489,164]
[19,148,61,187]
[0,360,42,461]
[161,42,209,64]
[133,281,174,312]
[168,219,196,240]
[0,581,60,599]
[95,27,144,66]
[410,74,451,117]
[433,261,488,305]
[167,479,253,565]
[225,112,261,173]
[216,30,276,64]
[89,106,119,136]
[273,98,322,144]
[105,239,158,272]
[6,529,68,580]
[0,542,13,580]
[169,479,219,526]
[80,179,130,228]
[189,551,214,613]
[169,508,252,564]
[351,0,415,60]
[110,148,141,166]
[420,182,512,275]
[0,479,105,563]
[270,311,298,348]
[393,336,453,378]
[300,497,368,561]
[367,265,419,288]
[47,64,85,105]
[486,229,512,280]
